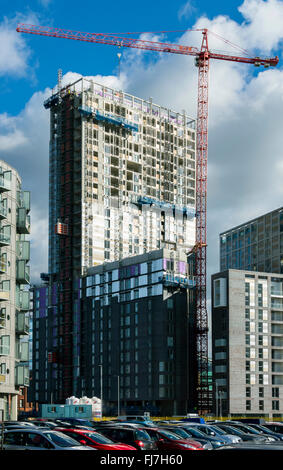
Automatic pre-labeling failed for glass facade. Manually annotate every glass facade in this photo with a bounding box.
[220,208,283,274]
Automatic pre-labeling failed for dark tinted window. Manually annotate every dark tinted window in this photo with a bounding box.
[145,429,159,441]
[43,431,81,447]
[4,432,25,446]
[115,430,132,440]
[26,433,53,449]
[135,430,151,440]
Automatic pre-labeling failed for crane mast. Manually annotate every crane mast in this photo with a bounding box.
[17,23,279,413]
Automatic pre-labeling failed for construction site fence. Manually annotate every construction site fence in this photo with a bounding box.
[91,416,283,423]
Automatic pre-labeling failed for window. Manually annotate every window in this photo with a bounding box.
[4,432,25,446]
[272,387,279,398]
[272,400,280,410]
[259,400,264,411]
[0,335,10,355]
[26,433,54,449]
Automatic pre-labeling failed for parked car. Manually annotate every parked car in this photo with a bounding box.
[242,423,283,441]
[116,416,155,427]
[53,418,96,428]
[158,426,213,449]
[263,422,283,434]
[56,428,137,450]
[4,421,36,427]
[26,420,61,429]
[184,422,242,444]
[2,428,95,450]
[96,425,158,450]
[210,422,271,443]
[222,421,278,442]
[138,427,204,450]
[174,425,228,449]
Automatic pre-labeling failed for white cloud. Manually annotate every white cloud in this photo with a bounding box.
[238,0,283,53]
[0,14,38,79]
[178,1,196,20]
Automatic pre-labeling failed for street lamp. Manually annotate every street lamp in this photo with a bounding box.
[99,364,103,418]
[117,375,120,417]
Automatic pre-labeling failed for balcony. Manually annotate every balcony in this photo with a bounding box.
[0,202,7,220]
[0,308,6,328]
[16,240,30,261]
[0,344,9,356]
[17,208,30,234]
[16,260,30,285]
[16,290,30,311]
[0,175,11,193]
[16,311,29,335]
[0,232,10,247]
[17,191,30,213]
[15,365,29,387]
[16,340,29,362]
[0,254,7,274]
[0,288,9,301]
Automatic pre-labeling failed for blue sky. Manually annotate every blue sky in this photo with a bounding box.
[1,0,258,115]
[1,0,283,296]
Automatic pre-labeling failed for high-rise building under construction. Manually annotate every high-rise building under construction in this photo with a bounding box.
[33,77,198,404]
[47,77,197,277]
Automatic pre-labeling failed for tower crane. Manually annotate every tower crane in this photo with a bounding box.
[17,23,279,413]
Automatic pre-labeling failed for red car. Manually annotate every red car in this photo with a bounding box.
[141,427,204,450]
[56,428,137,450]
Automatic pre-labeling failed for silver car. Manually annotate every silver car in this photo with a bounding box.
[184,423,242,444]
[2,428,96,450]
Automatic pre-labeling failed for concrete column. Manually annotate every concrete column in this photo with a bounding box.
[10,394,18,421]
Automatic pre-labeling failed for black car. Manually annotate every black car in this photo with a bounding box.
[263,422,283,435]
[243,423,283,441]
[211,423,269,443]
[97,426,157,450]
[222,421,279,442]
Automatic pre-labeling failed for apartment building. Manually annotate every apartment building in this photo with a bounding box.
[212,269,283,418]
[220,207,283,274]
[31,248,196,415]
[0,161,30,420]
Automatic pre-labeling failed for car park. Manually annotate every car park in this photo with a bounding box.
[95,425,158,450]
[56,428,137,450]
[2,428,95,450]
[139,427,204,450]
